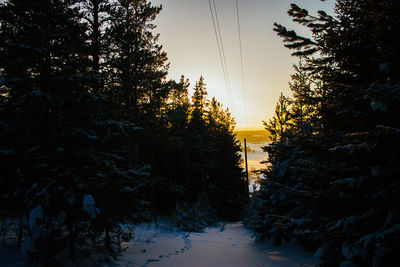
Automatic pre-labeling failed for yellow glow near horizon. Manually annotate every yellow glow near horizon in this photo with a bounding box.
[235,126,265,132]
[152,0,335,130]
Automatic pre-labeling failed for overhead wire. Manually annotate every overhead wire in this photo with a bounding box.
[208,0,233,109]
[235,0,248,129]
[212,0,233,106]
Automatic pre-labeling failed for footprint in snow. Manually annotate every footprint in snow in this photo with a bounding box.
[142,231,192,266]
[143,258,159,266]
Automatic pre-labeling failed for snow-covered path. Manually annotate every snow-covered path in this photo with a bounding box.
[115,223,315,267]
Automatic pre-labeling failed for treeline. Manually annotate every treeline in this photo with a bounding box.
[0,0,246,265]
[246,1,400,266]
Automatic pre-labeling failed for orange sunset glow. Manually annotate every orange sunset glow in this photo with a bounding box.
[152,0,335,129]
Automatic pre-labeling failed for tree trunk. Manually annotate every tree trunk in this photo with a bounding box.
[92,0,101,93]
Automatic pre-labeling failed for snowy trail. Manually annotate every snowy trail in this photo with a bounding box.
[115,223,315,267]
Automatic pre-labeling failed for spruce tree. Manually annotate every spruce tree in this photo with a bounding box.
[247,1,400,266]
[104,0,168,123]
[1,0,249,263]
[206,97,246,220]
[81,0,110,93]
[0,0,151,264]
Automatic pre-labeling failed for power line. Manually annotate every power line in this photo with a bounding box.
[235,0,248,129]
[212,0,233,105]
[208,0,233,109]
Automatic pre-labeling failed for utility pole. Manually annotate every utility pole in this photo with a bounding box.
[244,138,249,196]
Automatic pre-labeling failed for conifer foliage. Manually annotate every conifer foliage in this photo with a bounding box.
[0,0,247,265]
[246,1,400,266]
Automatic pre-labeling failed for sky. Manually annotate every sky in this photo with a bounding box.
[151,0,335,130]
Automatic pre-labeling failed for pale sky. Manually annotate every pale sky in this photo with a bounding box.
[151,0,335,130]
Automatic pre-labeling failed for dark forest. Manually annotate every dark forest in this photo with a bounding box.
[1,0,399,266]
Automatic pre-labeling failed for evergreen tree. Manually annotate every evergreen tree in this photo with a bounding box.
[81,0,111,93]
[247,1,400,266]
[264,93,292,142]
[1,0,249,264]
[206,98,246,220]
[168,75,191,131]
[0,0,151,264]
[104,0,168,123]
[160,76,247,224]
[191,76,208,114]
[186,77,212,199]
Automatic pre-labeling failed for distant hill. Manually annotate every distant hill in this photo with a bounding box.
[235,130,270,144]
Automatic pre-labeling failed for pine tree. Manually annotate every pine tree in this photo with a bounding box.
[104,0,168,123]
[81,0,110,93]
[186,77,211,199]
[247,1,400,266]
[0,0,90,263]
[1,0,249,263]
[168,75,191,131]
[0,0,151,264]
[206,97,246,220]
[264,93,292,142]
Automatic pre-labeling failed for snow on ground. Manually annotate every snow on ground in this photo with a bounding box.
[0,223,315,267]
[114,222,316,267]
